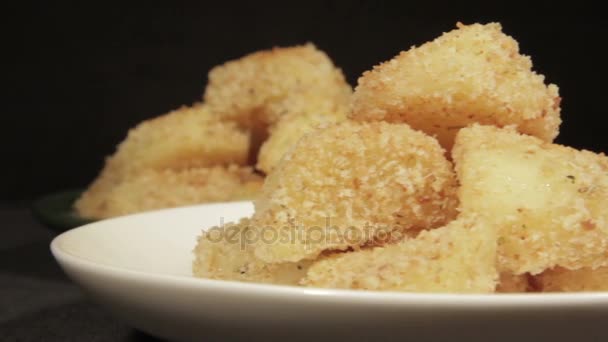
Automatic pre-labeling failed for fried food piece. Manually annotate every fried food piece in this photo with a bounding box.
[109,103,250,175]
[75,166,262,219]
[203,43,352,129]
[302,216,498,293]
[256,103,347,174]
[453,124,608,275]
[193,218,311,285]
[534,267,608,292]
[496,273,531,293]
[350,22,561,151]
[75,104,253,219]
[252,121,459,263]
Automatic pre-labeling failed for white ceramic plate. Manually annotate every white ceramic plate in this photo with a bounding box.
[51,201,608,341]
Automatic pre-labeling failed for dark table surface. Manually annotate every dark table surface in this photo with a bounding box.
[0,205,162,341]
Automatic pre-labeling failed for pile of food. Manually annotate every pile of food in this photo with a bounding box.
[192,23,608,293]
[75,44,351,219]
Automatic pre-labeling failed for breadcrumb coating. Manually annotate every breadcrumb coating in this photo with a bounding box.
[256,103,347,174]
[496,273,532,293]
[350,22,561,151]
[453,124,608,275]
[193,218,311,285]
[108,104,250,176]
[75,104,256,219]
[203,43,352,129]
[75,166,262,219]
[252,121,459,263]
[302,215,498,293]
[534,267,608,292]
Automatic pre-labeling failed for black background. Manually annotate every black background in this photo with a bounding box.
[4,2,607,202]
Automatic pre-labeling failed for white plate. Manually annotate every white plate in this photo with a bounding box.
[51,201,608,341]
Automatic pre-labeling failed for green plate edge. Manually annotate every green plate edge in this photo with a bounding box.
[31,189,96,233]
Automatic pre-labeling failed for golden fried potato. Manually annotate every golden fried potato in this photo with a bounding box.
[203,43,352,129]
[534,267,608,292]
[302,215,498,293]
[75,166,262,219]
[252,121,459,263]
[193,218,310,285]
[256,103,347,174]
[496,273,531,293]
[350,22,561,151]
[453,124,608,275]
[76,104,254,219]
[109,104,250,175]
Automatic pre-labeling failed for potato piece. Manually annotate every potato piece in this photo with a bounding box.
[193,218,310,285]
[496,273,531,293]
[256,104,347,174]
[350,22,561,151]
[535,267,608,292]
[75,104,253,219]
[204,43,352,129]
[302,215,498,293]
[453,124,608,275]
[109,104,250,175]
[76,166,262,219]
[252,121,459,263]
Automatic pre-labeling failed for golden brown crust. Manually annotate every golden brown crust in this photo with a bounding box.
[350,22,561,151]
[75,165,262,219]
[302,215,498,293]
[256,103,347,174]
[496,273,532,293]
[534,267,608,292]
[252,121,459,263]
[108,104,250,175]
[75,104,257,219]
[203,43,352,129]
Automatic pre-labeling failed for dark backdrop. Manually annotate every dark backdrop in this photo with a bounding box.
[4,2,607,202]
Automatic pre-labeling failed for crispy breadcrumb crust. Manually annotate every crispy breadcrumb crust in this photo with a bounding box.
[256,104,347,174]
[453,124,608,275]
[350,22,561,151]
[108,104,250,175]
[75,104,255,219]
[534,267,608,292]
[302,215,498,293]
[252,121,459,263]
[496,273,532,293]
[75,166,262,219]
[203,43,352,128]
[193,218,310,285]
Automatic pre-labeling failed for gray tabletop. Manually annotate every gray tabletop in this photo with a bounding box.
[0,206,161,341]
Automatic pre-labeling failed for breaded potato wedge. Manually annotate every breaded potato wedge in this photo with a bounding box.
[203,43,352,128]
[453,124,608,275]
[302,216,498,293]
[76,104,253,219]
[193,218,310,285]
[110,103,250,175]
[496,273,531,293]
[256,103,347,174]
[75,166,262,219]
[252,121,459,263]
[534,267,608,292]
[350,22,561,151]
